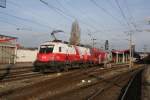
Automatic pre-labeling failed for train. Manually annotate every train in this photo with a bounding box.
[33,40,110,72]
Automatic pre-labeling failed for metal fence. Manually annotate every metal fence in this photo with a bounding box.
[0,45,16,64]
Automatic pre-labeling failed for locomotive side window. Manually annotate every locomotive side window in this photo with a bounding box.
[59,47,62,52]
[39,45,54,53]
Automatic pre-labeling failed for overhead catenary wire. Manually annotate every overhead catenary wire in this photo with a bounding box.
[106,0,120,13]
[8,0,56,30]
[0,16,34,31]
[60,0,105,31]
[40,0,73,21]
[105,0,138,32]
[0,0,54,31]
[123,0,139,31]
[90,0,128,29]
[0,19,19,27]
[40,0,98,30]
[114,0,133,68]
[40,0,99,30]
[56,0,131,35]
[55,0,68,12]
[114,0,132,30]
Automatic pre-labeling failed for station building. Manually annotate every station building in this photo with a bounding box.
[111,50,130,64]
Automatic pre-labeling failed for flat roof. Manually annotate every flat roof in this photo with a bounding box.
[0,34,18,43]
[112,50,129,53]
[0,34,18,39]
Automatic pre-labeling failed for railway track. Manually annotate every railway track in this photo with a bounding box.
[0,64,134,99]
[86,68,142,100]
[0,64,39,82]
[44,66,144,100]
[1,72,42,82]
[0,63,127,83]
[1,64,100,83]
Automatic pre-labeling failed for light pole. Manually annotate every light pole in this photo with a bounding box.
[143,45,147,58]
[88,33,96,48]
[92,38,96,48]
[124,31,133,68]
[129,32,132,68]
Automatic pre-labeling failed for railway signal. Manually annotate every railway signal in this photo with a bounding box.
[105,40,109,50]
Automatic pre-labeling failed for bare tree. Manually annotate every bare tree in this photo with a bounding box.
[69,20,81,45]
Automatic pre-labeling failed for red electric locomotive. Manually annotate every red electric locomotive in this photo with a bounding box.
[33,40,109,72]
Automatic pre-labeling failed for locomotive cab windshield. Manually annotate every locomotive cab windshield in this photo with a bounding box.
[39,45,54,53]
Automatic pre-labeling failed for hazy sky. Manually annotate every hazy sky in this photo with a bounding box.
[0,0,150,51]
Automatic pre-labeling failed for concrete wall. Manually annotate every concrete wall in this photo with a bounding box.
[16,49,38,63]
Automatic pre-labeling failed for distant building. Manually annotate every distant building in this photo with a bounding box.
[138,52,150,59]
[0,34,18,64]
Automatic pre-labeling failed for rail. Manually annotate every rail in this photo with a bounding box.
[119,68,143,100]
[86,67,144,100]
